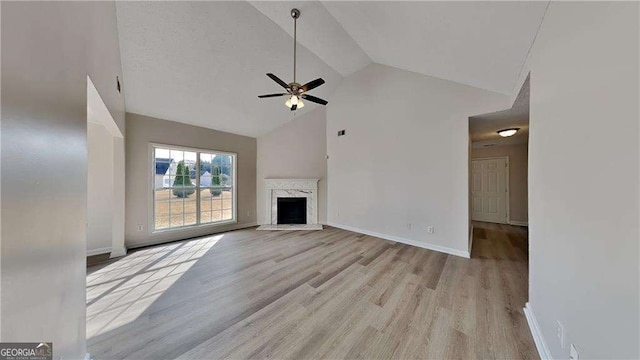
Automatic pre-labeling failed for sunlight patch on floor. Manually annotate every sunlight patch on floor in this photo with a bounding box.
[86,234,224,338]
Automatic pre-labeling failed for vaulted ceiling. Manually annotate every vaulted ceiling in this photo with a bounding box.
[116,1,547,137]
[116,1,342,137]
[321,1,547,94]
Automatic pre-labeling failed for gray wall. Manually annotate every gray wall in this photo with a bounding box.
[472,143,528,224]
[125,113,257,248]
[1,1,125,358]
[257,108,328,225]
[521,2,639,358]
[327,63,509,256]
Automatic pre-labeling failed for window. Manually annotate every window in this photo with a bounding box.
[153,145,236,231]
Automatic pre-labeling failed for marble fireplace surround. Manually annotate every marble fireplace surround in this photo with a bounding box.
[257,178,322,231]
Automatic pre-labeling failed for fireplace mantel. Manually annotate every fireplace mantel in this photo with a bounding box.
[264,178,319,190]
[257,178,322,231]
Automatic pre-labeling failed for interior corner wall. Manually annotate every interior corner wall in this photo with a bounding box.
[326,63,509,256]
[472,143,528,224]
[88,123,115,255]
[256,108,328,225]
[523,2,639,359]
[87,2,126,135]
[125,113,257,248]
[1,1,125,358]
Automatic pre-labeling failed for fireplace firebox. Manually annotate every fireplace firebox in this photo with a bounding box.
[277,197,307,224]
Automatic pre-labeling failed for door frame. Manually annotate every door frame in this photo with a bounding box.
[471,156,510,224]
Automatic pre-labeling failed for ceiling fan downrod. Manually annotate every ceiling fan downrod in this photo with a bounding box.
[257,7,327,110]
[291,8,300,84]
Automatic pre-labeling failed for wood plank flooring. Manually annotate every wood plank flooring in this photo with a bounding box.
[87,223,536,359]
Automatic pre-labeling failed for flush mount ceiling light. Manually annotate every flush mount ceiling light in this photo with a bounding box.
[258,8,328,111]
[497,128,520,137]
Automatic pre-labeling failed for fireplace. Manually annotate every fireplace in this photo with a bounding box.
[277,197,307,224]
[257,178,322,231]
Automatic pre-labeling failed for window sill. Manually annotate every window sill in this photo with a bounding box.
[152,218,238,234]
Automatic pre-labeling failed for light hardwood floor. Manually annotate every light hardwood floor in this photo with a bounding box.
[87,223,536,359]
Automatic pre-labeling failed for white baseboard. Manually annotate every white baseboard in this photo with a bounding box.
[524,302,553,360]
[87,247,111,257]
[110,246,127,258]
[510,220,529,227]
[327,222,470,258]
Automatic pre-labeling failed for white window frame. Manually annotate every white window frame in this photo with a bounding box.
[150,143,238,233]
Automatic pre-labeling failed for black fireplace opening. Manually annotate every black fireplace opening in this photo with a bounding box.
[277,197,307,224]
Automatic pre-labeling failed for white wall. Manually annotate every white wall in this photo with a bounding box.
[88,123,115,255]
[112,136,126,257]
[327,63,509,256]
[1,2,125,358]
[87,3,126,135]
[257,108,328,224]
[520,2,639,359]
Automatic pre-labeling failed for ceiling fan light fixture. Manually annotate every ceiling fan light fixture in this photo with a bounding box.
[497,128,519,137]
[258,8,327,110]
[285,95,304,109]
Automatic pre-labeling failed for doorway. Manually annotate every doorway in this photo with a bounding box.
[468,74,530,258]
[471,157,509,224]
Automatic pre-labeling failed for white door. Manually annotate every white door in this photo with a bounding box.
[472,158,508,223]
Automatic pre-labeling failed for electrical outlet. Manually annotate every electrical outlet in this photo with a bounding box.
[556,320,565,348]
[137,224,144,232]
[407,223,412,230]
[427,226,434,234]
[570,344,579,360]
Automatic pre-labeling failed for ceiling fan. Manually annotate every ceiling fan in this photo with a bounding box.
[258,8,328,111]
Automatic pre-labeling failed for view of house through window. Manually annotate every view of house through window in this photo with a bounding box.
[153,145,235,230]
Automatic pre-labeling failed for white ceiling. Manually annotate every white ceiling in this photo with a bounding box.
[116,1,547,137]
[116,1,341,137]
[321,1,547,95]
[470,76,529,147]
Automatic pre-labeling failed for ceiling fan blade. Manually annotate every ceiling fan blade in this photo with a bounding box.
[266,73,289,89]
[258,93,287,98]
[290,104,297,111]
[301,78,325,92]
[301,94,328,105]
